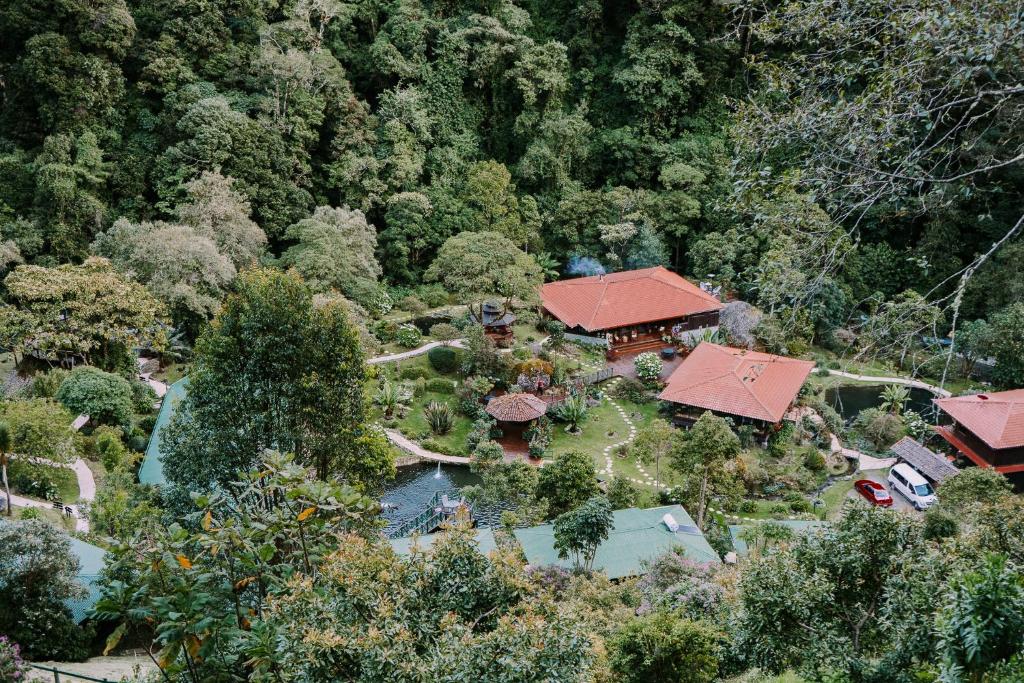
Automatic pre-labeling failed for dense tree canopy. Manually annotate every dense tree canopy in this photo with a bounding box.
[161,268,394,496]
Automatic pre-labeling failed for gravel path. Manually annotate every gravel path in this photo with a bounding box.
[368,340,466,365]
[6,454,95,531]
[384,428,471,464]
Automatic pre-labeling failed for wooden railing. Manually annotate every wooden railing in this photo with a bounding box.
[30,665,117,683]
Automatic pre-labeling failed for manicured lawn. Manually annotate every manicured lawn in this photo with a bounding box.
[546,388,677,490]
[820,477,856,519]
[9,459,80,503]
[393,390,473,456]
[12,503,77,531]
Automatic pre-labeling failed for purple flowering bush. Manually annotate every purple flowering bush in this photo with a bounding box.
[636,552,723,620]
[0,636,30,682]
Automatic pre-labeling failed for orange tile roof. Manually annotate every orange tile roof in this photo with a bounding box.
[539,267,722,332]
[486,393,548,422]
[658,343,815,423]
[933,389,1024,450]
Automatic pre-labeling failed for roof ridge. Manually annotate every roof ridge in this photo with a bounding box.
[586,276,612,330]
[730,356,777,420]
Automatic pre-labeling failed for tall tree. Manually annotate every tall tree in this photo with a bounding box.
[425,231,543,321]
[669,412,740,528]
[281,205,383,308]
[161,268,394,493]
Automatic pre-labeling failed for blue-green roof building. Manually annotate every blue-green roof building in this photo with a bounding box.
[728,520,827,557]
[513,505,720,579]
[139,377,188,486]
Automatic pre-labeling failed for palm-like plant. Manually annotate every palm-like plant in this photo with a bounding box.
[424,401,455,435]
[555,392,589,433]
[880,384,910,415]
[376,379,401,418]
[535,252,561,282]
[0,422,11,516]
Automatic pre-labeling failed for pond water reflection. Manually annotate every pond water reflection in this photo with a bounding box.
[824,383,941,423]
[379,462,506,535]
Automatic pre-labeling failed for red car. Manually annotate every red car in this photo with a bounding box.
[854,479,893,507]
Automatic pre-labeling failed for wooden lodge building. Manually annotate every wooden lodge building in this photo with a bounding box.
[933,389,1024,474]
[658,342,815,440]
[539,266,723,359]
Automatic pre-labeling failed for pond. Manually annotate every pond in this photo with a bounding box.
[379,462,505,536]
[824,383,940,423]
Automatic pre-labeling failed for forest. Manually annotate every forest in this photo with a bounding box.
[0,0,1020,352]
[1,0,1023,681]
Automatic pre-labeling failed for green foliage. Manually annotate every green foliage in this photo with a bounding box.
[936,555,1024,680]
[736,507,928,677]
[92,452,384,680]
[537,450,600,518]
[424,401,455,435]
[427,345,458,372]
[429,323,460,345]
[31,368,69,398]
[0,520,91,661]
[282,206,383,309]
[802,448,825,472]
[394,324,423,348]
[608,611,720,683]
[553,495,614,572]
[1,258,163,370]
[56,366,133,426]
[669,412,741,527]
[425,232,542,321]
[611,377,650,404]
[0,398,78,463]
[633,352,663,383]
[990,302,1024,388]
[854,407,906,451]
[162,269,393,493]
[936,467,1013,515]
[424,378,456,394]
[606,475,640,510]
[553,392,589,432]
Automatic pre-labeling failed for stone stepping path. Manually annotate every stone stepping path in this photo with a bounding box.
[599,377,663,489]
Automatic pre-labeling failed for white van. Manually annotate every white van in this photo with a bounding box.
[888,463,937,511]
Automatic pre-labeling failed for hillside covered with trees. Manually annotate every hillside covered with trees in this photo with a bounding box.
[1,0,1024,681]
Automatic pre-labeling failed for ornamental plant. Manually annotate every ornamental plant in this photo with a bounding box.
[423,401,455,435]
[0,636,29,682]
[395,324,423,348]
[634,352,663,383]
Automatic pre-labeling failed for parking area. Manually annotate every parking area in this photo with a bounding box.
[846,469,921,514]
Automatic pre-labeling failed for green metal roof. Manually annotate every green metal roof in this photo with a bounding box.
[728,520,827,557]
[389,528,497,556]
[66,536,107,623]
[139,377,189,486]
[513,505,720,579]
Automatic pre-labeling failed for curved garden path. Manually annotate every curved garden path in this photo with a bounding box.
[368,340,466,365]
[6,455,94,532]
[826,369,952,398]
[384,428,470,465]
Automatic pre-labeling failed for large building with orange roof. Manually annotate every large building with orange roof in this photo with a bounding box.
[658,342,815,438]
[539,266,723,358]
[933,389,1024,474]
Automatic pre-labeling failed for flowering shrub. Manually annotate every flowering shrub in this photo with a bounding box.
[0,636,29,682]
[395,324,423,348]
[636,553,723,620]
[633,352,663,383]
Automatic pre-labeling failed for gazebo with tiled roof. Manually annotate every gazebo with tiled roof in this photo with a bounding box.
[486,392,548,423]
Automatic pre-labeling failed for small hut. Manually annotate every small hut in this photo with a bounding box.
[471,301,516,345]
[485,392,548,453]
